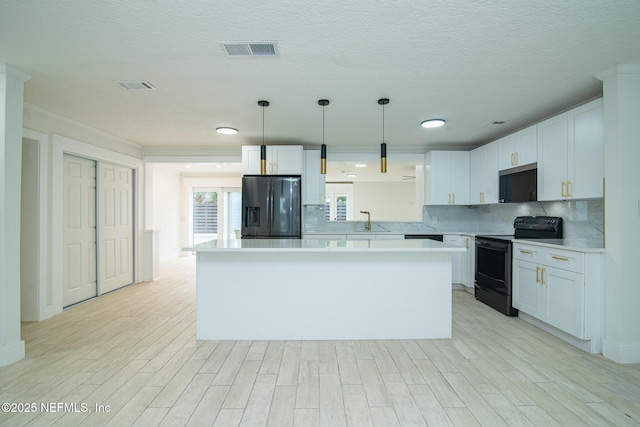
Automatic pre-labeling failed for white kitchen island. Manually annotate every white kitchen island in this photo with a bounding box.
[184,238,465,341]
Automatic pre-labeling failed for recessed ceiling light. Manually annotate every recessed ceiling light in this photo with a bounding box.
[421,119,446,128]
[347,173,358,177]
[355,164,367,168]
[184,165,192,169]
[216,127,238,135]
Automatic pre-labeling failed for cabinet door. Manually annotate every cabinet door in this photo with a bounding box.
[497,134,516,171]
[537,113,569,201]
[444,235,462,283]
[544,267,585,338]
[451,152,470,204]
[425,151,453,204]
[514,126,537,166]
[303,150,325,205]
[459,236,473,287]
[270,146,303,175]
[568,99,603,199]
[469,146,484,204]
[512,259,541,316]
[242,146,262,175]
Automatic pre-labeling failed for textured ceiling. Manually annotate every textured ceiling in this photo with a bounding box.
[2,0,640,153]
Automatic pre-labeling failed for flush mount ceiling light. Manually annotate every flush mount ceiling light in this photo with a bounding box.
[421,118,446,128]
[347,173,358,178]
[355,164,367,168]
[216,127,238,135]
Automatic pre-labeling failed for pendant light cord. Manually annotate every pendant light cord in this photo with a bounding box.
[262,106,265,145]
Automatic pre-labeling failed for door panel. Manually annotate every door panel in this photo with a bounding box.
[98,162,134,294]
[63,155,98,306]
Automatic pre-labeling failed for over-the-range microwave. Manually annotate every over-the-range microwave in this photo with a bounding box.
[499,163,537,203]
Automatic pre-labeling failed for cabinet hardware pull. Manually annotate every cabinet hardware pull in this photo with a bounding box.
[452,193,455,204]
[465,238,469,249]
[536,266,540,283]
[542,267,547,284]
[552,255,570,261]
[567,181,573,197]
[511,153,515,166]
[561,181,566,197]
[515,152,519,165]
[519,249,533,255]
[480,192,485,203]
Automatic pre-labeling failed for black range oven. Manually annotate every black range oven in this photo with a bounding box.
[475,216,562,316]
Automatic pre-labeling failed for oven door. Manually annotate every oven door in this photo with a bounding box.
[475,238,511,295]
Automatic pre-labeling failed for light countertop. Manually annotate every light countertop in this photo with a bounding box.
[184,238,467,253]
[513,238,605,252]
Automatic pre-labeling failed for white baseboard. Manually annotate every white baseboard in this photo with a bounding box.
[603,340,640,364]
[0,340,25,367]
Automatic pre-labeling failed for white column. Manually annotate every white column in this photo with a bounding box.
[0,63,31,366]
[597,63,640,364]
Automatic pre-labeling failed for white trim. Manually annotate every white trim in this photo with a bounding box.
[51,134,143,314]
[603,340,640,364]
[22,129,55,320]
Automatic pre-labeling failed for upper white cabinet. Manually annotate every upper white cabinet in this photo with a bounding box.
[242,145,303,175]
[497,126,537,171]
[302,150,325,205]
[424,151,470,205]
[537,99,603,201]
[469,142,498,204]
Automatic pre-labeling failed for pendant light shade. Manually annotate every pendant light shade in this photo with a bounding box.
[378,98,389,173]
[318,99,329,174]
[258,100,269,175]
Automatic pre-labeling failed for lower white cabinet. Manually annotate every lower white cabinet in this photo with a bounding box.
[444,235,462,283]
[512,242,604,353]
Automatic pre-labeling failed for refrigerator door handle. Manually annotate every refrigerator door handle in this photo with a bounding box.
[268,179,274,232]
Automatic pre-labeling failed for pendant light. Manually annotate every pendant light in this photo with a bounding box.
[378,98,389,173]
[258,100,269,175]
[318,99,329,174]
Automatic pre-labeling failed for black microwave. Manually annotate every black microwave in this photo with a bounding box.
[499,163,537,203]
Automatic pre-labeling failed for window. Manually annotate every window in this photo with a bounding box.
[192,188,241,244]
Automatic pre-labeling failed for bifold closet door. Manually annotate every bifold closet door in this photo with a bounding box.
[97,162,134,294]
[63,155,98,306]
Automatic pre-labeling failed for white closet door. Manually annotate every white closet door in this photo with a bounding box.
[98,162,134,294]
[63,155,98,306]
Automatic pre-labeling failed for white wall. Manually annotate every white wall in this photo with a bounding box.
[152,165,182,262]
[353,181,417,221]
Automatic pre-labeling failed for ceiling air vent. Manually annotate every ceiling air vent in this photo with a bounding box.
[220,41,279,57]
[484,120,506,128]
[117,80,156,90]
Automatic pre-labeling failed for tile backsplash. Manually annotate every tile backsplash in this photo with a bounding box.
[303,199,603,243]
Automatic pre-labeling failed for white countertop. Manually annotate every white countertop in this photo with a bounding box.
[513,238,605,252]
[184,238,467,253]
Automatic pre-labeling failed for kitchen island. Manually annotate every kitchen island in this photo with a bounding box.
[184,238,465,341]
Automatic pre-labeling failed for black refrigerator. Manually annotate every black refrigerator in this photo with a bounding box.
[241,175,302,238]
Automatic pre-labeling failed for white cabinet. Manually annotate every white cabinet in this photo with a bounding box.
[460,235,474,289]
[512,242,604,352]
[242,145,303,175]
[497,126,537,171]
[303,150,325,205]
[424,151,470,205]
[445,234,474,289]
[444,235,462,284]
[537,98,603,201]
[469,142,498,204]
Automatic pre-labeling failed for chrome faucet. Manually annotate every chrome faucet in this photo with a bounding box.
[360,210,371,231]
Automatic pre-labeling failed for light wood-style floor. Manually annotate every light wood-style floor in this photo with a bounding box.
[2,257,640,427]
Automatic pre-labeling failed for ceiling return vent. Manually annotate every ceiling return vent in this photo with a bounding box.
[220,41,279,57]
[117,80,156,90]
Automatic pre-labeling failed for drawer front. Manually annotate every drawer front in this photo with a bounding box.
[513,244,544,262]
[543,249,584,273]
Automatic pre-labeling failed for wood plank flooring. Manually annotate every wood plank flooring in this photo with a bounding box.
[1,256,639,426]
